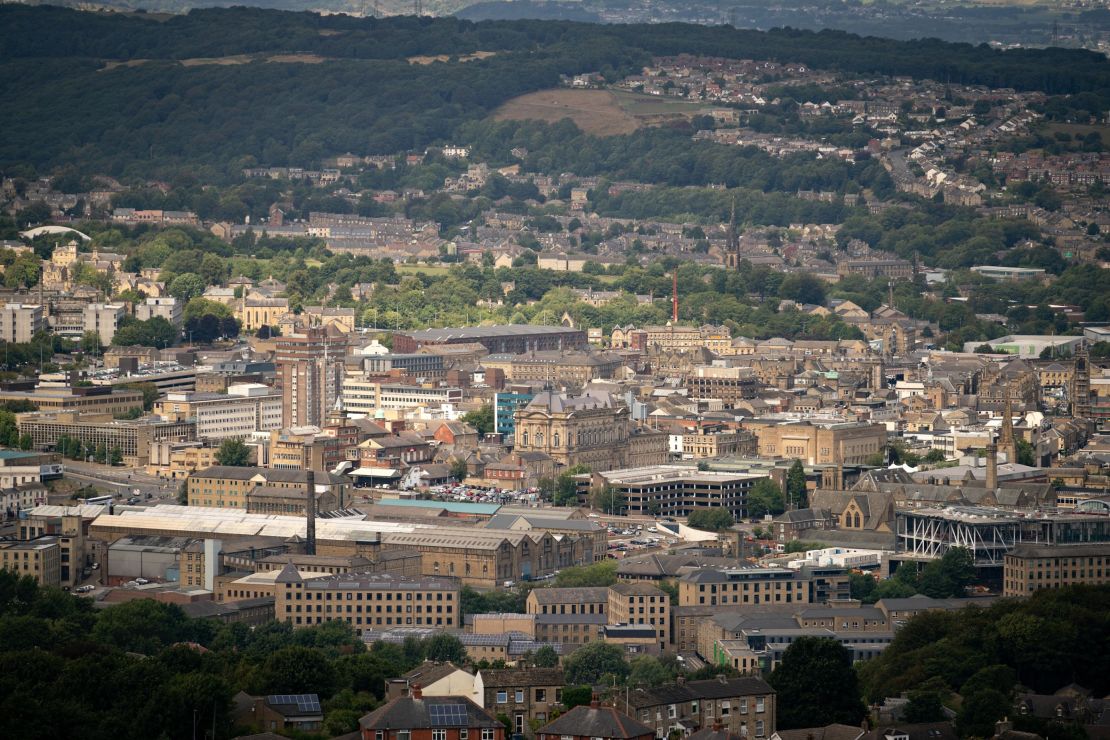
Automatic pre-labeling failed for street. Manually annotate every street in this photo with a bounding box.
[61,460,180,503]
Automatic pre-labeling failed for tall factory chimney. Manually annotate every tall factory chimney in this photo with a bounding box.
[672,271,679,324]
[305,468,317,556]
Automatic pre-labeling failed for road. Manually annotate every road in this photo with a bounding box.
[62,460,180,503]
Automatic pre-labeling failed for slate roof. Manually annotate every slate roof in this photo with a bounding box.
[627,677,774,708]
[528,587,609,604]
[537,704,654,739]
[479,668,565,688]
[359,695,501,731]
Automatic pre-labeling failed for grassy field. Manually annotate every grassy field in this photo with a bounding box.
[397,264,453,277]
[492,89,642,136]
[491,87,709,136]
[610,89,708,117]
[1044,123,1110,147]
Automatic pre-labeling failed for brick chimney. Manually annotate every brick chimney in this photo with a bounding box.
[986,441,998,491]
[412,683,423,700]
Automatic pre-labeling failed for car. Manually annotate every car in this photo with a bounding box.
[134,578,149,585]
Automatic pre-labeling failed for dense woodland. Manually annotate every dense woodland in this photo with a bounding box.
[2,6,1110,177]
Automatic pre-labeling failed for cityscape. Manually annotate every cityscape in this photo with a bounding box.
[0,3,1109,740]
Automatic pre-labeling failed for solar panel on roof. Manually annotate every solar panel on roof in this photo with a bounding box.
[267,694,322,713]
[429,703,469,726]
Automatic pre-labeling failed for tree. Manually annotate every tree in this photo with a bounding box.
[1015,439,1036,466]
[553,560,617,588]
[17,433,32,451]
[449,457,469,482]
[168,273,206,303]
[257,645,337,697]
[849,572,876,602]
[563,641,630,685]
[769,637,867,729]
[79,330,102,355]
[108,446,123,466]
[779,272,826,305]
[957,688,1011,738]
[562,685,593,710]
[687,507,735,531]
[531,645,559,668]
[593,485,624,515]
[746,479,785,519]
[786,460,808,509]
[628,655,673,687]
[918,547,976,598]
[425,633,467,663]
[214,438,251,466]
[93,442,107,464]
[554,474,579,507]
[903,682,947,723]
[461,404,494,438]
[121,381,159,411]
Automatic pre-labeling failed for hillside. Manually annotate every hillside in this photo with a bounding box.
[2,5,1109,177]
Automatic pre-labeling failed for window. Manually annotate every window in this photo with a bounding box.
[756,721,765,737]
[668,705,677,719]
[721,703,730,717]
[497,692,508,704]
[398,732,411,740]
[739,699,747,714]
[755,698,765,713]
[434,731,447,740]
[516,690,525,703]
[536,689,547,702]
[483,731,496,740]
[461,732,468,740]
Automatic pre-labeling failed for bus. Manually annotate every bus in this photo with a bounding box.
[78,495,114,507]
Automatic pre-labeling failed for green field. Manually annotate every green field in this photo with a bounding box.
[610,89,709,117]
[1044,123,1110,146]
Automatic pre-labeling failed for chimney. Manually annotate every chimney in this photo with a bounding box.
[305,468,317,555]
[717,674,727,684]
[676,676,686,686]
[412,683,423,700]
[996,717,1013,736]
[986,441,998,491]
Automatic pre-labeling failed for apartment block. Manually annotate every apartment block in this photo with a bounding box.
[342,376,463,415]
[0,537,61,587]
[679,567,810,608]
[274,566,461,632]
[154,383,282,440]
[0,303,44,343]
[1003,543,1110,596]
[608,582,670,652]
[135,296,182,325]
[83,303,126,345]
[18,412,196,464]
[186,466,347,510]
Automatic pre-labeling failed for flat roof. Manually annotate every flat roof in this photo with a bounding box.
[378,499,501,515]
[402,324,582,341]
[599,465,764,485]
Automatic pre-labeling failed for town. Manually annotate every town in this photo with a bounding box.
[1,7,1109,740]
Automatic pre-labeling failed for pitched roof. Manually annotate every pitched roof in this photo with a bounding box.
[479,668,565,688]
[528,587,609,604]
[628,677,775,708]
[359,695,501,731]
[537,704,654,739]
